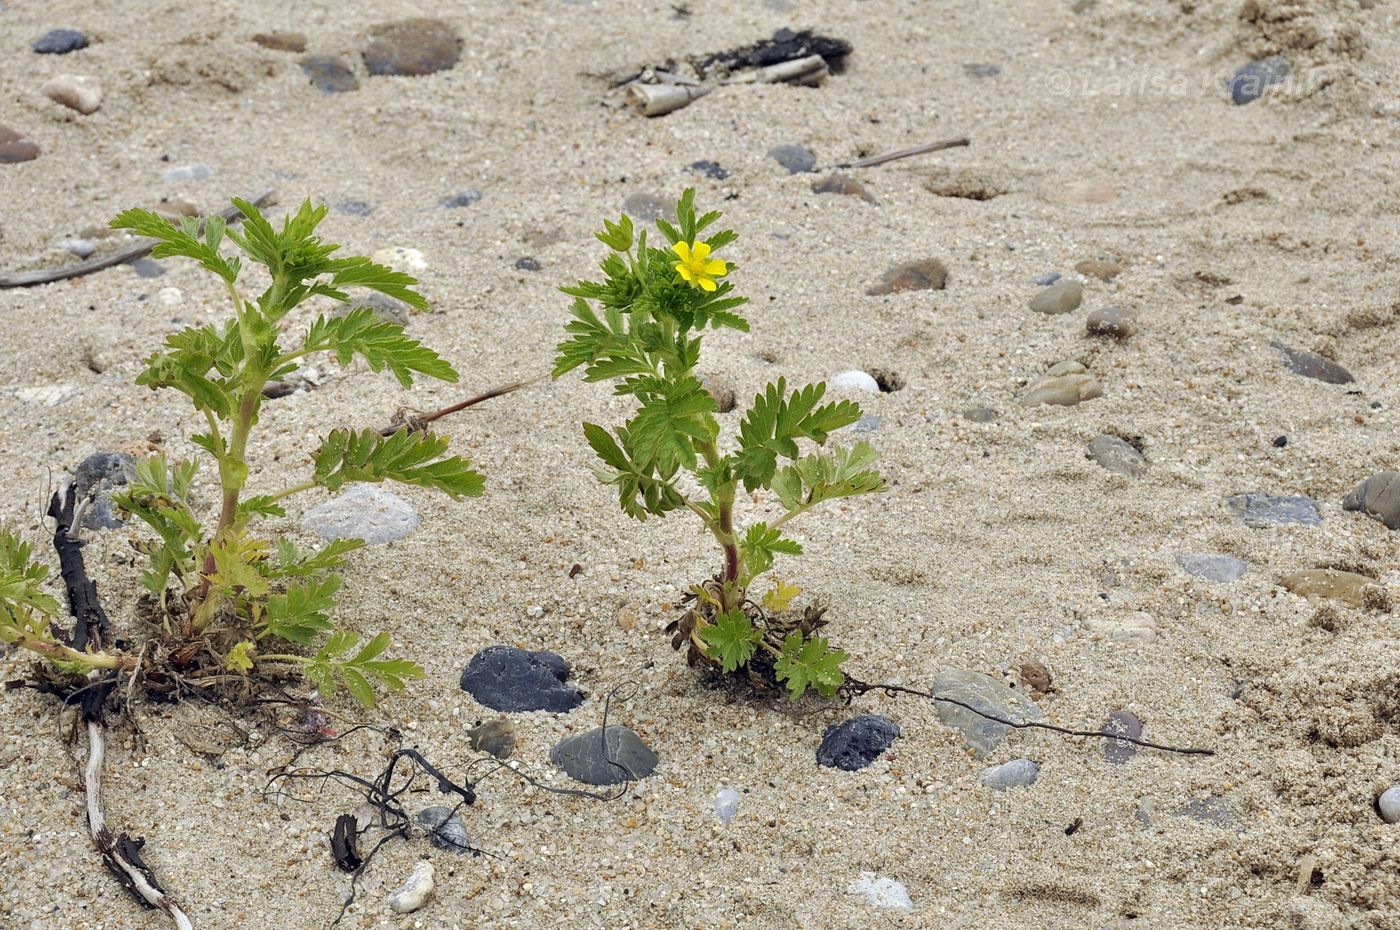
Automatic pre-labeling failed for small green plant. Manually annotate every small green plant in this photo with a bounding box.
[554,190,885,698]
[0,199,483,705]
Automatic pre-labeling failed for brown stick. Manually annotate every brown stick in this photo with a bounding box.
[0,190,278,289]
[380,375,545,436]
[832,137,970,170]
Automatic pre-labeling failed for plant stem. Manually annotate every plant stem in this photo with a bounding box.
[251,653,310,666]
[14,635,131,670]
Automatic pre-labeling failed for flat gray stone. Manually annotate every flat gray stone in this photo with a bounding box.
[1273,342,1354,384]
[1178,553,1247,583]
[73,452,136,530]
[1087,434,1146,478]
[1029,280,1083,315]
[850,873,913,911]
[301,484,420,544]
[551,725,657,785]
[300,56,358,94]
[415,805,471,853]
[816,715,900,771]
[932,668,1043,756]
[1227,493,1321,528]
[1342,471,1400,529]
[769,144,816,174]
[980,758,1039,790]
[1227,56,1289,105]
[622,192,670,222]
[1103,710,1142,763]
[459,645,583,713]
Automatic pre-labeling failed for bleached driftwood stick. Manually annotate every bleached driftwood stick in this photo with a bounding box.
[626,82,713,117]
[721,54,828,86]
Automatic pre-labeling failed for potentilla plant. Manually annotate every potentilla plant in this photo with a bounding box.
[0,199,483,706]
[554,190,885,698]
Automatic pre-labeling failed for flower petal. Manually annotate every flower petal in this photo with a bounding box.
[699,276,717,292]
[672,241,691,261]
[692,241,711,260]
[702,259,727,276]
[675,262,695,282]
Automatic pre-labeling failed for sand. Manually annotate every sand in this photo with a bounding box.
[1,1,1398,928]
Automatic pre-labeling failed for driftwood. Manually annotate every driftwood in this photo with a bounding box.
[721,54,828,87]
[833,137,971,170]
[380,375,543,436]
[627,83,713,117]
[0,190,278,289]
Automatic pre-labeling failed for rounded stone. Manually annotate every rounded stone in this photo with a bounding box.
[1273,342,1354,384]
[414,805,470,853]
[363,19,461,76]
[0,125,41,164]
[459,645,583,713]
[1086,306,1137,340]
[1029,280,1083,315]
[300,57,359,94]
[33,29,88,55]
[690,160,729,180]
[1227,56,1289,105]
[1342,471,1400,530]
[551,725,657,785]
[1378,786,1400,824]
[816,715,900,771]
[768,144,816,174]
[41,74,102,114]
[1075,259,1121,281]
[1020,361,1103,407]
[441,189,482,209]
[714,788,741,824]
[301,484,420,544]
[830,370,880,393]
[980,758,1039,790]
[1087,434,1147,478]
[622,192,669,222]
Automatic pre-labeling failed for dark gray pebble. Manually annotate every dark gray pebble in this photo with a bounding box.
[1032,272,1061,286]
[1103,710,1143,763]
[336,200,373,217]
[415,806,471,853]
[1273,341,1354,384]
[129,258,166,279]
[441,189,482,208]
[300,57,359,94]
[768,144,816,174]
[1342,471,1400,530]
[964,63,1001,78]
[459,645,583,713]
[73,452,136,530]
[514,257,541,272]
[551,726,658,785]
[816,715,900,771]
[1227,56,1289,105]
[690,160,729,180]
[33,29,88,54]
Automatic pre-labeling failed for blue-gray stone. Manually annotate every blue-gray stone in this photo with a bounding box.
[1227,493,1321,528]
[690,160,729,180]
[514,257,541,272]
[965,63,1001,78]
[622,192,669,222]
[1178,553,1247,582]
[415,806,470,853]
[980,758,1039,790]
[73,452,135,530]
[301,485,420,544]
[336,199,373,216]
[551,725,657,785]
[300,57,358,94]
[1343,471,1400,530]
[33,29,87,54]
[1103,710,1142,763]
[769,144,816,174]
[459,645,583,713]
[1032,271,1060,286]
[60,238,95,258]
[816,715,900,771]
[1227,56,1289,105]
[1273,341,1354,384]
[932,668,1042,756]
[441,189,482,209]
[850,415,882,433]
[128,257,166,278]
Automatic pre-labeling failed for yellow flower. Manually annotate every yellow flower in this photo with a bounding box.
[672,240,728,292]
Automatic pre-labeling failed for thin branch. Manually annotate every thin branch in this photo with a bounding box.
[830,137,970,170]
[380,374,544,436]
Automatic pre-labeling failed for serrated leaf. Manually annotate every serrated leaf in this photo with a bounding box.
[302,307,457,387]
[774,632,847,699]
[273,538,364,578]
[734,379,863,491]
[762,580,801,613]
[772,442,886,511]
[697,608,764,673]
[312,427,485,499]
[225,640,255,673]
[739,522,802,583]
[262,575,342,644]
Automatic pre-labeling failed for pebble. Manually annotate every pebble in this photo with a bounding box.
[33,29,88,55]
[1227,56,1289,105]
[690,160,729,180]
[0,125,41,164]
[1087,434,1146,478]
[812,173,877,203]
[41,74,102,114]
[301,484,421,544]
[768,144,816,174]
[1273,342,1354,384]
[1020,360,1103,407]
[1029,280,1083,315]
[622,192,669,222]
[1103,710,1143,763]
[1177,795,1238,827]
[1032,271,1061,286]
[345,292,411,326]
[1074,259,1121,281]
[551,725,658,785]
[300,57,359,94]
[830,370,880,393]
[335,199,373,217]
[816,715,900,771]
[466,718,516,759]
[713,788,741,824]
[441,189,482,209]
[387,861,435,914]
[162,164,213,183]
[363,18,461,76]
[1342,471,1400,529]
[158,286,182,306]
[73,452,135,530]
[128,257,166,278]
[964,63,1001,78]
[1089,611,1158,645]
[931,668,1043,756]
[514,257,541,272]
[980,758,1039,790]
[866,259,947,295]
[60,238,95,258]
[415,806,470,853]
[4,383,80,406]
[1085,306,1137,340]
[458,645,584,713]
[962,405,998,423]
[849,414,882,433]
[372,246,427,273]
[252,32,307,53]
[702,376,735,413]
[1279,569,1372,607]
[850,873,913,911]
[1178,553,1247,583]
[1379,786,1400,824]
[1227,493,1322,528]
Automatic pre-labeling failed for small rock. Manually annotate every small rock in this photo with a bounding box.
[301,484,420,544]
[128,257,166,278]
[849,414,882,433]
[343,292,410,326]
[816,715,900,771]
[466,718,516,759]
[981,758,1039,790]
[415,806,470,853]
[866,259,947,295]
[387,861,435,914]
[1089,611,1158,645]
[962,406,998,423]
[768,144,816,174]
[162,164,213,183]
[33,29,88,55]
[252,32,306,53]
[73,452,136,530]
[1379,786,1400,824]
[158,286,182,307]
[690,160,729,180]
[964,63,1001,78]
[1029,280,1083,315]
[867,367,905,392]
[812,173,877,204]
[372,246,426,273]
[1178,553,1247,583]
[1273,342,1354,384]
[1020,360,1103,407]
[1032,272,1061,286]
[1103,710,1143,763]
[551,725,658,785]
[363,18,461,76]
[830,370,880,393]
[622,192,670,222]
[1272,435,1288,448]
[1342,471,1400,529]
[41,74,102,114]
[0,125,41,164]
[931,668,1043,756]
[1018,660,1052,696]
[1177,795,1238,827]
[1085,306,1137,340]
[4,383,80,406]
[151,198,199,219]
[1087,434,1147,478]
[335,199,373,217]
[514,257,541,272]
[850,873,913,911]
[300,57,358,94]
[1227,493,1322,528]
[1227,56,1289,105]
[458,645,583,713]
[1075,259,1121,281]
[1280,569,1372,607]
[60,238,95,258]
[702,377,735,413]
[714,788,741,824]
[441,189,482,209]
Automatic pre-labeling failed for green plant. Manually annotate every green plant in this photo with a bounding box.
[0,199,483,706]
[554,190,886,698]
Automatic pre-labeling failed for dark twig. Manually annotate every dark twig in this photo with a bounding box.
[0,190,278,289]
[47,487,109,652]
[380,374,545,436]
[844,678,1216,757]
[831,137,970,170]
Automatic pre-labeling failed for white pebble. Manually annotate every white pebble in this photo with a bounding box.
[162,164,213,183]
[1379,785,1400,824]
[60,238,95,258]
[714,788,740,824]
[830,370,879,393]
[41,74,102,114]
[158,287,183,307]
[373,246,427,273]
[981,758,1040,790]
[387,860,435,914]
[850,872,913,911]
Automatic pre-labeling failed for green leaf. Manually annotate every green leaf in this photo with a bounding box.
[774,633,847,699]
[580,423,686,521]
[208,530,271,598]
[110,208,239,285]
[624,375,717,473]
[321,257,429,310]
[697,608,764,673]
[302,307,457,387]
[304,630,426,707]
[771,441,887,512]
[738,522,803,583]
[734,379,863,491]
[312,427,485,499]
[272,538,365,578]
[595,214,635,252]
[262,575,342,644]
[0,528,60,642]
